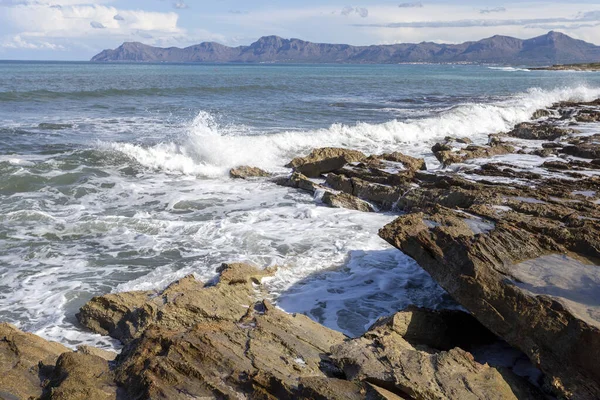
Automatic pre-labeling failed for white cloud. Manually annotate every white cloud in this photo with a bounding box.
[1,34,64,50]
[0,3,188,52]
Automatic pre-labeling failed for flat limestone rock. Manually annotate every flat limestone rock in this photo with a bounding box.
[432,143,515,167]
[0,323,70,400]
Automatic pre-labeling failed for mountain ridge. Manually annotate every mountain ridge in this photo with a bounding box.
[91,31,600,65]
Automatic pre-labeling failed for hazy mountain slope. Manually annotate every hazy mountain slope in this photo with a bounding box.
[91,31,600,65]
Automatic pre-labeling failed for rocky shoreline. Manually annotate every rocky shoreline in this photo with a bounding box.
[3,99,600,399]
[530,63,600,72]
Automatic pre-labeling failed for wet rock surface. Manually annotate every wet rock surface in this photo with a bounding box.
[0,323,69,400]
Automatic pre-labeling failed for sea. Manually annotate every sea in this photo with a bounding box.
[1,61,600,350]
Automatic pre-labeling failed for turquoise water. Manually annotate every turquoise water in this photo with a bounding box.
[1,62,600,348]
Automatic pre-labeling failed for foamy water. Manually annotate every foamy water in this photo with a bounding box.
[107,85,600,177]
[1,61,600,349]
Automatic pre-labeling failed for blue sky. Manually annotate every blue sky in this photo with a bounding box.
[1,0,599,60]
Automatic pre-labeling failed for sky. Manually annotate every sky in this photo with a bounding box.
[1,0,600,60]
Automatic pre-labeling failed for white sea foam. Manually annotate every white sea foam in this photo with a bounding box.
[488,67,531,72]
[106,85,600,177]
[3,84,600,349]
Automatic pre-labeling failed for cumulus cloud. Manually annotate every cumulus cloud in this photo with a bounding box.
[341,6,369,18]
[480,7,507,14]
[0,2,189,54]
[398,2,423,8]
[1,34,64,50]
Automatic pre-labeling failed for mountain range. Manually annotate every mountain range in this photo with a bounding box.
[91,31,600,65]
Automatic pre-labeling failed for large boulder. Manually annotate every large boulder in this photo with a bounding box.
[331,316,543,400]
[380,208,600,399]
[78,263,355,399]
[286,147,366,177]
[77,263,275,344]
[0,323,69,400]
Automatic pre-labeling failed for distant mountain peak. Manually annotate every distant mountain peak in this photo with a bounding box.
[91,32,600,65]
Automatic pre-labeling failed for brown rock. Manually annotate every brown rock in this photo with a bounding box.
[76,345,118,361]
[562,144,600,159]
[43,352,118,400]
[286,147,366,177]
[507,122,574,140]
[456,137,473,144]
[432,143,515,167]
[321,191,375,212]
[78,264,354,399]
[229,165,271,179]
[76,289,157,344]
[379,210,600,399]
[0,323,69,400]
[377,152,427,171]
[331,317,542,400]
[274,171,325,193]
[575,109,600,123]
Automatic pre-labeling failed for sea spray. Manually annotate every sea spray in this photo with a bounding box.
[105,85,600,176]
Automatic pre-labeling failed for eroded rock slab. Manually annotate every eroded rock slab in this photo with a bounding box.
[331,317,543,400]
[0,323,69,400]
[71,263,540,399]
[380,209,600,399]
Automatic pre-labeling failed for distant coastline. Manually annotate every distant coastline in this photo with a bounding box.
[530,62,600,71]
[91,31,600,66]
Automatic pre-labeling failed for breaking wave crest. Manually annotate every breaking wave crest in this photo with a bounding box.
[105,85,600,176]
